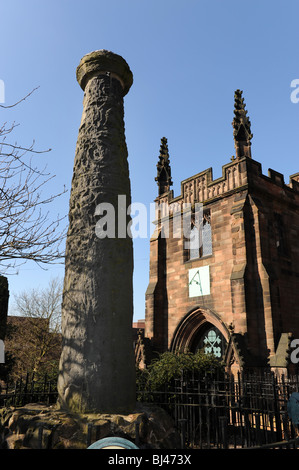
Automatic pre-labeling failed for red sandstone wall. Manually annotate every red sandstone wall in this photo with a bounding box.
[145,155,299,366]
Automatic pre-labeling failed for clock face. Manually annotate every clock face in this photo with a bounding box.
[188,266,210,297]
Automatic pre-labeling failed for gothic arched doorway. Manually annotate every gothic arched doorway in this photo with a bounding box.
[170,308,229,360]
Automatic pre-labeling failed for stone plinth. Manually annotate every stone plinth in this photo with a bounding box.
[0,404,181,449]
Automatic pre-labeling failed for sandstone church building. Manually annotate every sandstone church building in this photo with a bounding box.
[136,90,299,375]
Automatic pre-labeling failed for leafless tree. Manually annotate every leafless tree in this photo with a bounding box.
[0,88,67,273]
[13,276,62,333]
[7,277,62,379]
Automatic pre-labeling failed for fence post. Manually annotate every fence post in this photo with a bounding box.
[87,423,93,447]
[219,416,228,449]
[272,372,282,442]
[135,422,140,447]
[30,373,35,403]
[43,374,48,402]
[13,379,19,407]
[19,375,23,407]
[38,426,43,449]
[23,372,29,406]
[47,379,51,405]
[178,419,186,449]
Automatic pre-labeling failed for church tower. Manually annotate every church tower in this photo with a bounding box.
[141,90,299,375]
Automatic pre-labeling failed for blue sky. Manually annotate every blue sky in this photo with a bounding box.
[1,0,298,321]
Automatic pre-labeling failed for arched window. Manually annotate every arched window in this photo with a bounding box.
[187,210,212,260]
[202,219,212,256]
[189,225,200,260]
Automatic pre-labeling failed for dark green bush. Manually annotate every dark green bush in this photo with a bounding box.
[137,350,224,393]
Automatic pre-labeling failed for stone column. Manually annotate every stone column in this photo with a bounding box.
[57,50,135,414]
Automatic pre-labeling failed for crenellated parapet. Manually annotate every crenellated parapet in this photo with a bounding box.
[154,90,299,218]
[177,158,248,205]
[154,154,299,220]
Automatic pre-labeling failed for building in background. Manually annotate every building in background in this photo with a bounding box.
[137,90,299,375]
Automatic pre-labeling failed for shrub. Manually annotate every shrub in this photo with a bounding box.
[137,350,224,393]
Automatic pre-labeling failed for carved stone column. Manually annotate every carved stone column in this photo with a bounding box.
[57,50,135,414]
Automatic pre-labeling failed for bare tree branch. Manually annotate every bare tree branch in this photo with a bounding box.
[0,90,68,273]
[6,277,62,378]
[0,87,40,109]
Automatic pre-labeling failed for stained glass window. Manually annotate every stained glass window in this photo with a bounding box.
[195,326,226,358]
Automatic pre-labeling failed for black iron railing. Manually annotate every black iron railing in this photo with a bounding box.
[1,370,299,449]
[0,373,58,407]
[137,370,299,448]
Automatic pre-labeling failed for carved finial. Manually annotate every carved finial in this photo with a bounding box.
[232,90,253,159]
[155,137,173,196]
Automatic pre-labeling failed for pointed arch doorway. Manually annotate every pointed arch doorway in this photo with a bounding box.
[170,308,230,360]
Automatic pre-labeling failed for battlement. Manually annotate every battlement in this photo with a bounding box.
[175,157,247,205]
[156,156,299,215]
